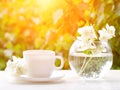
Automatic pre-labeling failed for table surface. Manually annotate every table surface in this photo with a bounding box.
[0,70,120,90]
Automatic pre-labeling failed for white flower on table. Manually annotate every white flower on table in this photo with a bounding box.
[5,56,27,77]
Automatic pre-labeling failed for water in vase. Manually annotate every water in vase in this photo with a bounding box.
[69,53,113,79]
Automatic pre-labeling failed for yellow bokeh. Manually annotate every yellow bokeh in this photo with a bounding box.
[0,0,92,70]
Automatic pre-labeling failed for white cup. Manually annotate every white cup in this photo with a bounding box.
[23,50,64,78]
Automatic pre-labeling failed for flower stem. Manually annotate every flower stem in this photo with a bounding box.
[78,57,92,76]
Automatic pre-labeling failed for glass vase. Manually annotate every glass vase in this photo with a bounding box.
[68,39,113,79]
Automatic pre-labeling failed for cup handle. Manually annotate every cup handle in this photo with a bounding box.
[55,56,64,70]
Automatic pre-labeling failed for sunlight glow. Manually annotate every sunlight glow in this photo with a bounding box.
[36,0,56,10]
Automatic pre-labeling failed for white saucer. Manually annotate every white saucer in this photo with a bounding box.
[15,74,64,83]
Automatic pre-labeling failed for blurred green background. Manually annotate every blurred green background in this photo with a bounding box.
[0,0,120,70]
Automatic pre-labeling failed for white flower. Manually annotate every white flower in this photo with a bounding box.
[76,24,116,54]
[76,39,96,51]
[106,24,115,37]
[5,56,27,77]
[98,24,115,42]
[78,25,97,40]
[77,25,97,51]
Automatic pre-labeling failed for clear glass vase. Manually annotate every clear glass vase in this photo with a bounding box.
[68,39,113,79]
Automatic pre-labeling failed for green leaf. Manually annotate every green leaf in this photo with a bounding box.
[0,59,6,70]
[83,50,92,55]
